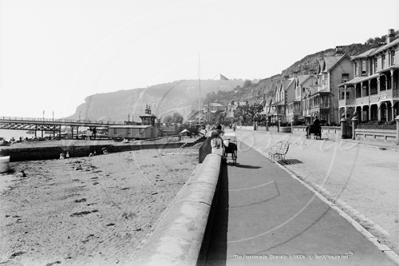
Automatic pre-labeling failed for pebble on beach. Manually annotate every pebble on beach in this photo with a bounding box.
[0,146,199,265]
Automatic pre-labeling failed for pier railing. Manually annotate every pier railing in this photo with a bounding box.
[0,116,124,125]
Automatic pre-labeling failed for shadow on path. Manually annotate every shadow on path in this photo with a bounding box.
[232,164,261,169]
[204,162,229,266]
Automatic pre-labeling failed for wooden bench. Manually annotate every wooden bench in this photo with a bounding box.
[268,141,291,162]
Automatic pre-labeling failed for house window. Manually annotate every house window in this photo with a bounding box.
[382,54,386,69]
[354,62,358,76]
[374,58,377,73]
[342,73,349,83]
[127,128,131,134]
[341,92,350,99]
[114,128,117,134]
[361,60,367,75]
[391,50,395,66]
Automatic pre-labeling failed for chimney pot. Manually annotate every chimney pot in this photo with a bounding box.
[387,29,395,44]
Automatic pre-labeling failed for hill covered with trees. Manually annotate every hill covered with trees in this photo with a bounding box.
[203,30,399,106]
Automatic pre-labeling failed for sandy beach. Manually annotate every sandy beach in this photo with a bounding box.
[0,145,199,266]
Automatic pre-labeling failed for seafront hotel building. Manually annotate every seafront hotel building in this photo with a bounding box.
[338,30,399,122]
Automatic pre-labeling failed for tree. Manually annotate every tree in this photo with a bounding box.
[172,112,184,124]
[162,112,183,123]
[163,115,173,123]
[243,80,252,88]
[241,103,264,123]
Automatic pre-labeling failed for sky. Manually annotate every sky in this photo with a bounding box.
[0,0,398,119]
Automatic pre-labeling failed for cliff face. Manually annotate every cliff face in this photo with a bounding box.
[68,79,243,122]
[68,42,382,122]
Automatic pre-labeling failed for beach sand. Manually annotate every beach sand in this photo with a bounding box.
[0,146,199,266]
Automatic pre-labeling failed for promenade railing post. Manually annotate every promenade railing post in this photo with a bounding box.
[396,115,399,145]
[277,117,280,133]
[351,116,358,140]
[291,117,294,134]
[340,117,347,139]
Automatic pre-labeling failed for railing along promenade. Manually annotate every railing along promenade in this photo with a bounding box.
[0,116,124,127]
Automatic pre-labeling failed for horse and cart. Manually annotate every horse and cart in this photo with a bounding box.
[306,124,322,139]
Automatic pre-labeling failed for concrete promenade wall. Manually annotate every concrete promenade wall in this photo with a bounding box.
[0,142,183,162]
[246,125,342,139]
[131,154,222,266]
[354,129,396,144]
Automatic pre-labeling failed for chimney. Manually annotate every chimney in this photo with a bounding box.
[335,46,344,55]
[387,29,395,44]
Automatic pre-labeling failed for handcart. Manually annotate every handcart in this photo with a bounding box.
[222,132,237,165]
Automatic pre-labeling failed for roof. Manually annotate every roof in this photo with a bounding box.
[370,38,399,56]
[272,101,285,106]
[208,102,224,107]
[309,85,320,95]
[283,78,295,91]
[108,125,152,129]
[139,114,156,118]
[324,56,343,71]
[351,48,377,60]
[297,75,311,85]
[339,73,379,86]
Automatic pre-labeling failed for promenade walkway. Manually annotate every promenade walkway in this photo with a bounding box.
[205,139,397,265]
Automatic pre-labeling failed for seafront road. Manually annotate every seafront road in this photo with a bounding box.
[205,129,398,265]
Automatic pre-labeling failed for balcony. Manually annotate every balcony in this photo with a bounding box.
[287,109,301,116]
[339,89,399,107]
[302,109,311,116]
[354,96,369,105]
[339,98,355,107]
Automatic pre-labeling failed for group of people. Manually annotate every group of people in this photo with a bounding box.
[210,124,225,156]
[306,116,321,137]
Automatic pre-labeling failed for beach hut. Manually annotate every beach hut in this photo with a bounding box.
[179,129,191,137]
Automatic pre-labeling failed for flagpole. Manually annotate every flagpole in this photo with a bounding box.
[198,53,201,126]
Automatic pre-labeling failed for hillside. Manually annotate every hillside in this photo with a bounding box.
[203,43,380,105]
[68,31,397,122]
[67,79,243,122]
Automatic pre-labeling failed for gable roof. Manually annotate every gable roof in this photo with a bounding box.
[283,78,295,91]
[320,54,350,73]
[324,56,342,71]
[297,75,311,85]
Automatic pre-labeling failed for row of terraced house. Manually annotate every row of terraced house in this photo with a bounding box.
[262,29,399,126]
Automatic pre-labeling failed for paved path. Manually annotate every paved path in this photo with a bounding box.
[205,140,397,266]
[233,128,399,253]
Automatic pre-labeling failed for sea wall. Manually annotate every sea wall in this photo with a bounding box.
[131,154,221,265]
[0,143,183,162]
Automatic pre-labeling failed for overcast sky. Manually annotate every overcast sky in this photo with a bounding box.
[1,0,398,118]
